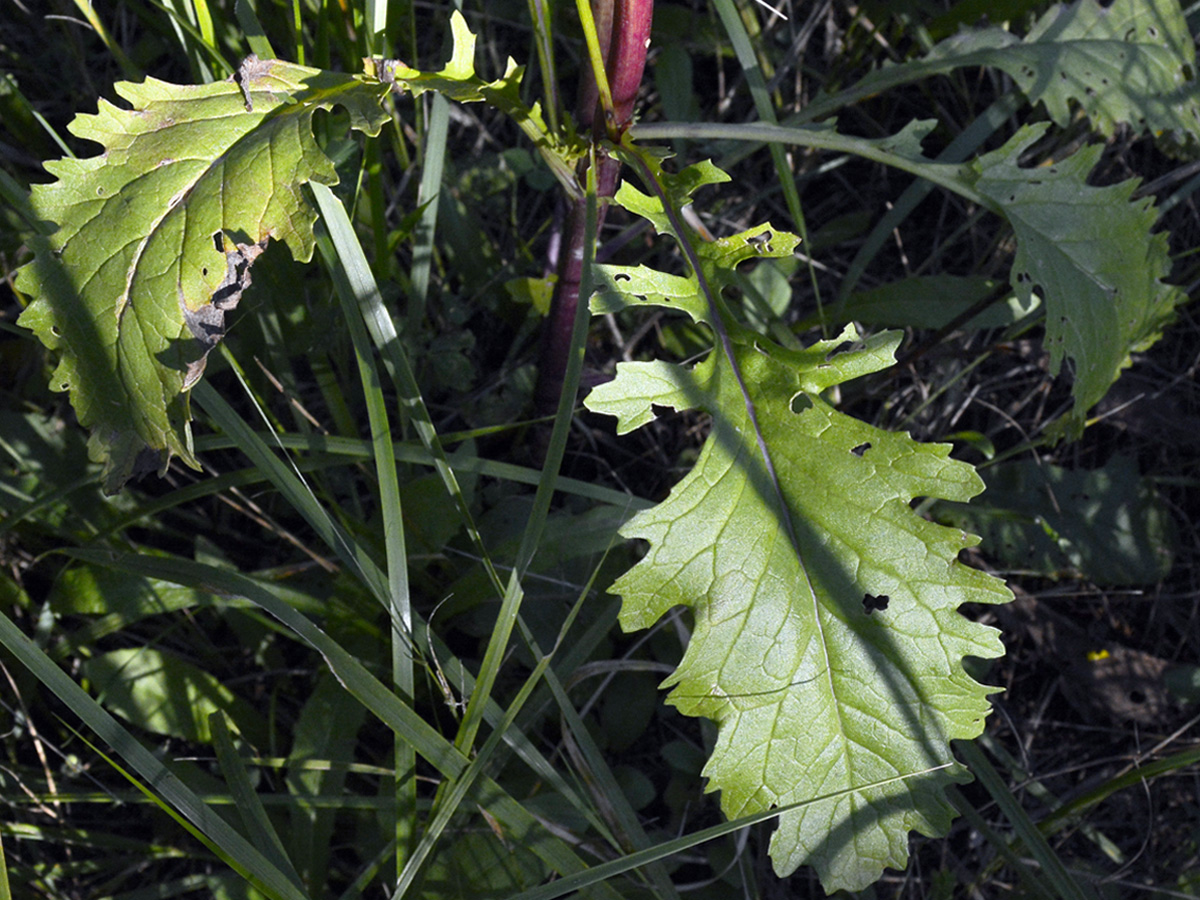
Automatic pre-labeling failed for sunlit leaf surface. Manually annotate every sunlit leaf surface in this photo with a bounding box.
[17,59,388,491]
[586,162,1012,893]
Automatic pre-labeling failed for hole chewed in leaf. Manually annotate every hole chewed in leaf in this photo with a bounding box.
[180,235,269,389]
[862,593,889,614]
[823,341,855,360]
[851,442,871,457]
[746,229,774,253]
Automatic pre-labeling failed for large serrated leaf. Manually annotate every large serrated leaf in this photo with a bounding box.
[1014,0,1200,156]
[586,164,1011,892]
[16,59,389,492]
[588,326,1010,892]
[970,124,1184,436]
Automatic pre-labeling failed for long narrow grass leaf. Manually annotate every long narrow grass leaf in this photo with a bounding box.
[314,182,418,871]
[409,92,449,333]
[393,574,599,897]
[710,0,814,319]
[210,712,305,889]
[365,0,387,54]
[307,185,503,595]
[68,0,141,78]
[234,0,276,59]
[949,787,1059,900]
[1040,745,1200,834]
[632,122,990,209]
[532,626,682,899]
[453,149,604,757]
[190,0,216,49]
[59,549,623,896]
[193,432,651,509]
[526,0,560,133]
[0,828,10,900]
[192,379,390,604]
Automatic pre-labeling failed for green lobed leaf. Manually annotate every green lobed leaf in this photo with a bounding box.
[587,165,1012,892]
[969,124,1185,436]
[840,0,1200,157]
[371,11,584,192]
[16,58,389,492]
[1010,0,1200,157]
[373,11,514,104]
[608,156,731,238]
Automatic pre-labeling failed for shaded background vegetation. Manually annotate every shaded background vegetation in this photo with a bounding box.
[2,0,1200,897]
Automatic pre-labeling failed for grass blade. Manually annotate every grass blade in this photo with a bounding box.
[710,0,818,327]
[453,150,605,758]
[307,185,500,593]
[958,740,1096,900]
[509,766,956,900]
[234,0,276,59]
[409,92,450,335]
[632,121,990,209]
[192,378,390,605]
[210,712,305,889]
[391,576,597,897]
[0,828,10,900]
[313,182,418,874]
[0,610,310,900]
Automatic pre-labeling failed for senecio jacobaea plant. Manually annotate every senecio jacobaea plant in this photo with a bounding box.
[11,0,1197,893]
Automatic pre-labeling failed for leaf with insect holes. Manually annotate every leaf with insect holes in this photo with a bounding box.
[968,124,1184,437]
[16,59,389,493]
[986,0,1200,157]
[585,161,1011,893]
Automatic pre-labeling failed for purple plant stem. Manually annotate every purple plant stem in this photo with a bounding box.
[605,0,653,130]
[533,0,653,418]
